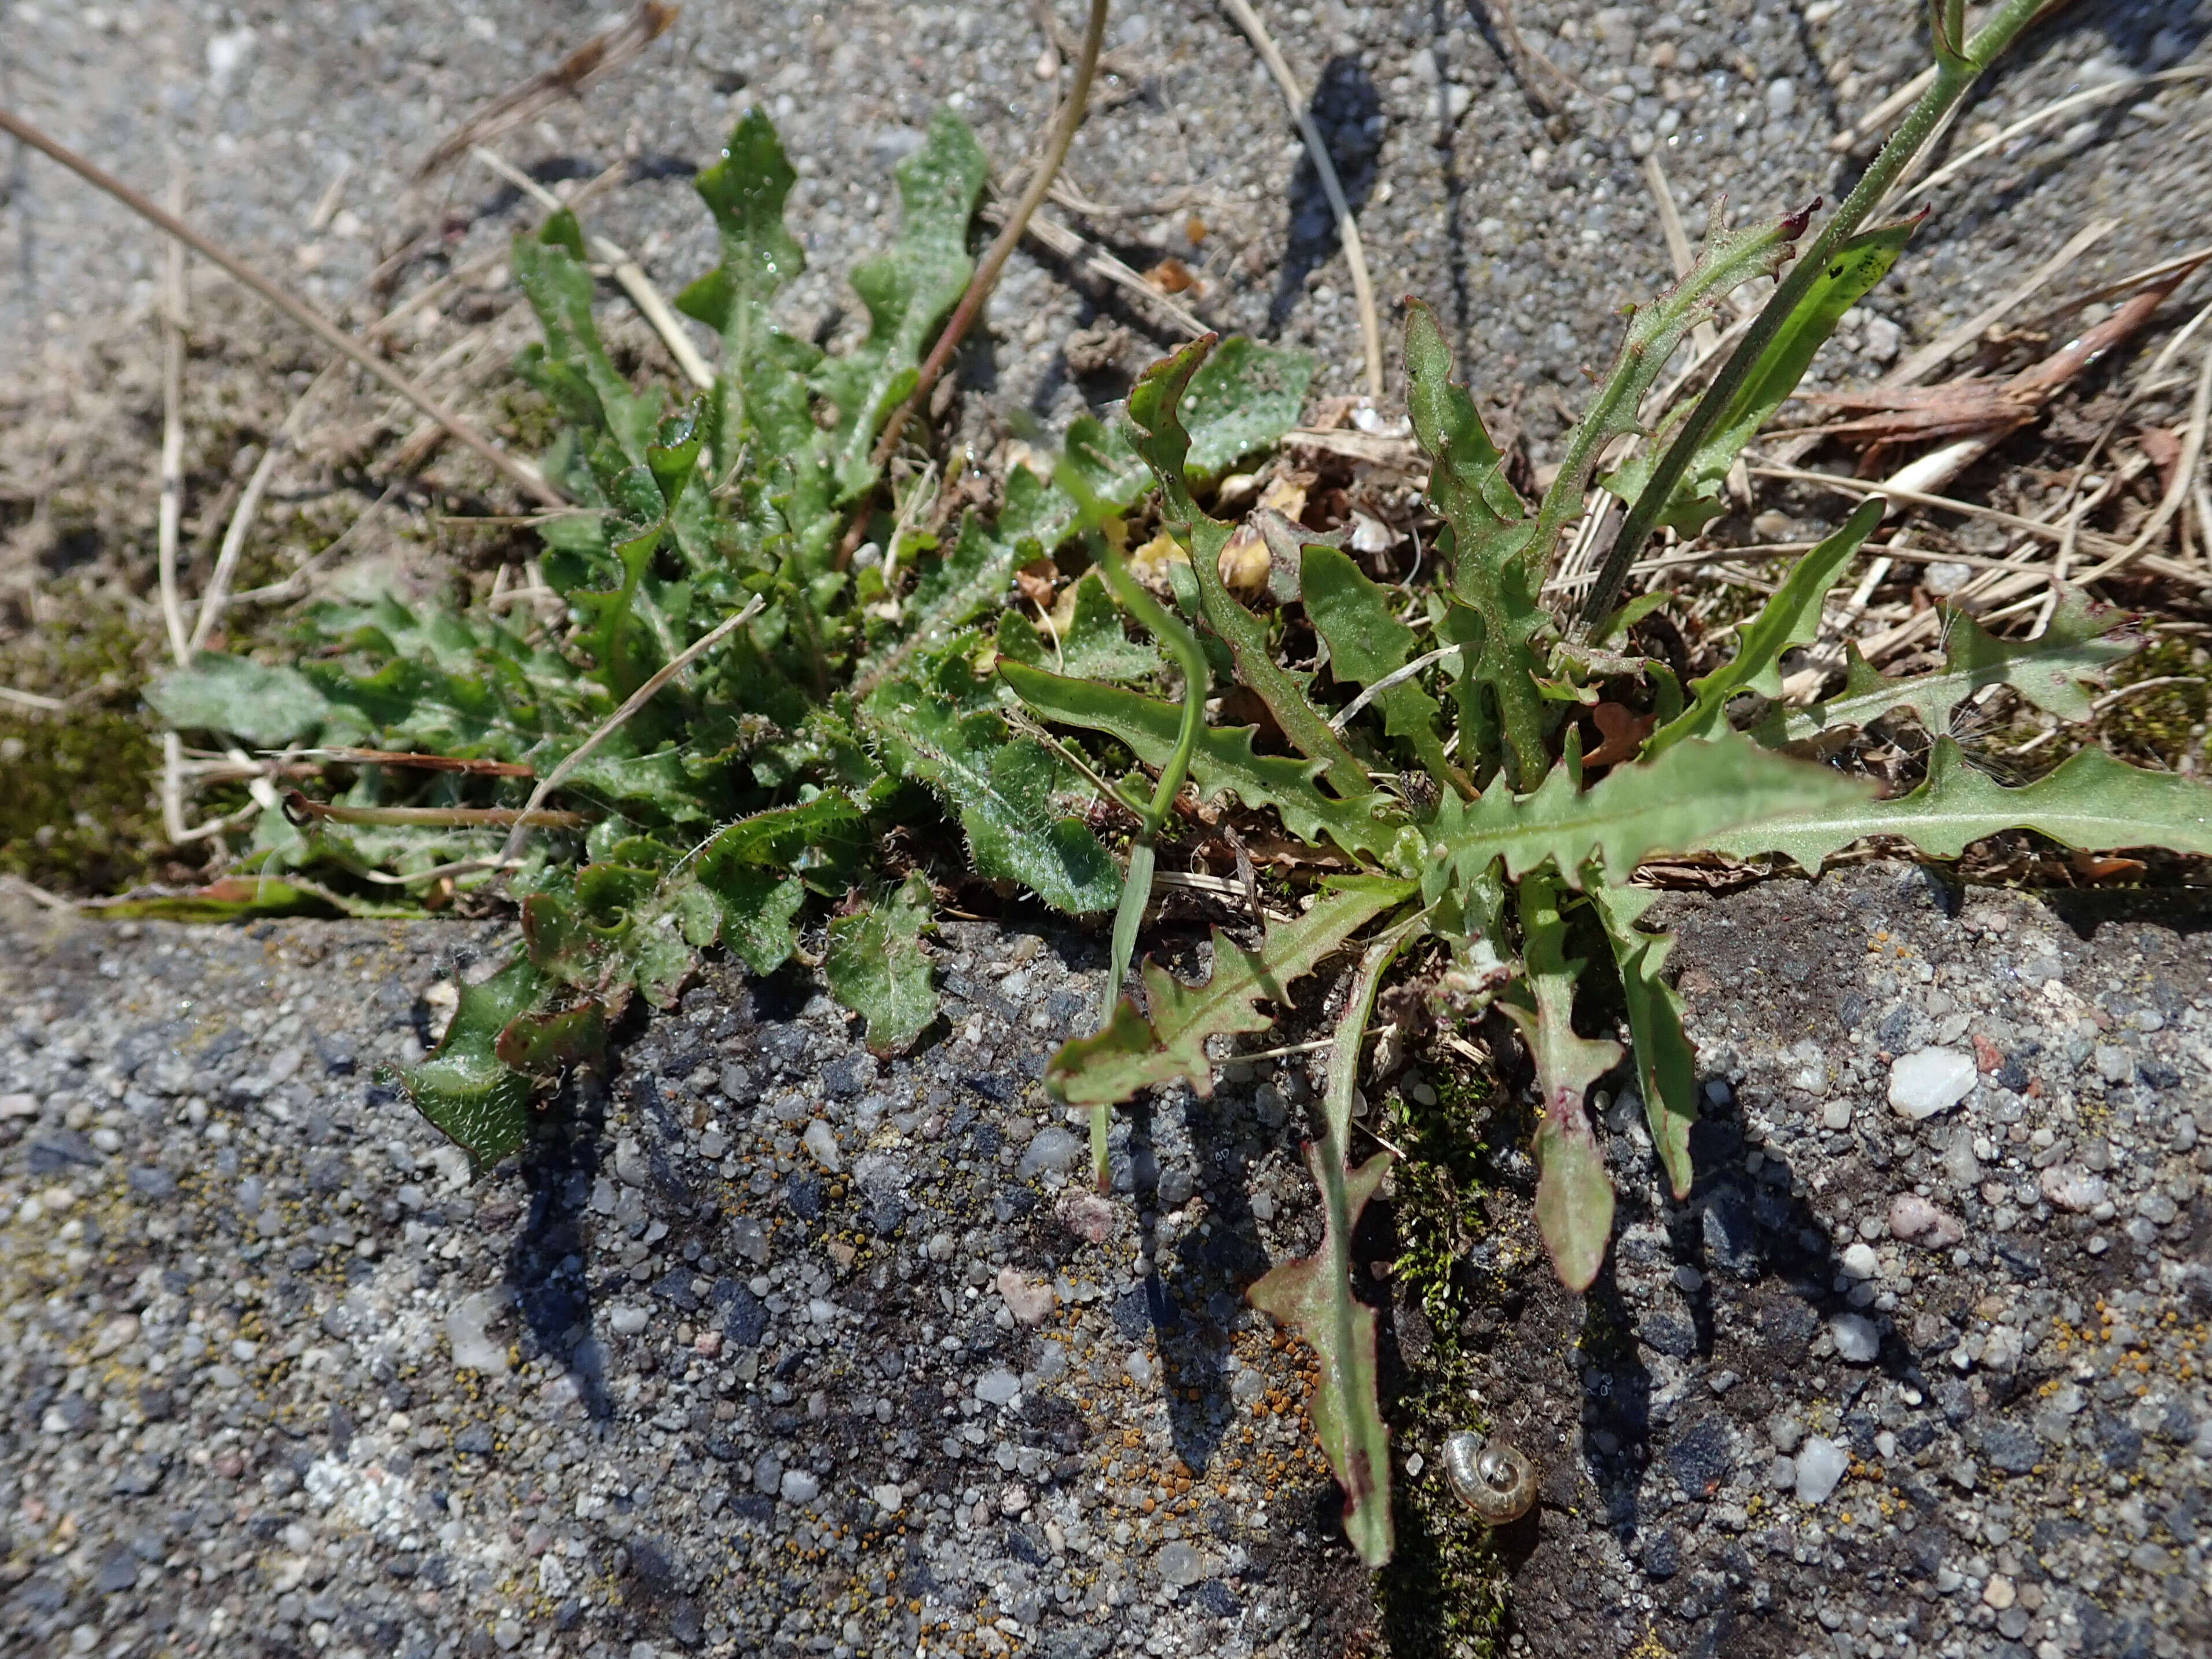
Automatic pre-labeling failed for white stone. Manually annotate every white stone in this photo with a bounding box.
[1840,1243,1880,1281]
[1125,1350,1155,1388]
[1821,1100,1854,1130]
[613,1136,650,1186]
[1766,77,1797,120]
[446,1290,511,1375]
[871,1482,904,1514]
[608,1303,649,1336]
[1888,1048,1976,1119]
[803,1119,842,1174]
[997,1267,1056,1326]
[1794,1435,1849,1504]
[1018,1126,1082,1178]
[779,1468,820,1504]
[1830,1312,1880,1364]
[975,1367,1021,1407]
[2040,1163,2108,1213]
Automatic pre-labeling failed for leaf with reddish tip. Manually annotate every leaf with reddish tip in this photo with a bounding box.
[495,999,610,1078]
[1247,1147,1395,1565]
[1501,871,1621,1291]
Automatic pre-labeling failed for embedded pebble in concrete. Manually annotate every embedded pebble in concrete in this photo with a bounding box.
[1794,1436,1850,1505]
[1887,1046,1978,1120]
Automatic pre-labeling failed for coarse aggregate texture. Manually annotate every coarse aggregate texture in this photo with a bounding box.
[0,904,1376,1658]
[1454,866,2212,1658]
[5,0,2209,435]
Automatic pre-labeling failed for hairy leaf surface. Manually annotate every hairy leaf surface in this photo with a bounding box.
[865,648,1119,913]
[825,872,940,1054]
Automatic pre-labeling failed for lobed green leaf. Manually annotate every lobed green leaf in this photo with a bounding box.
[998,660,1409,862]
[1045,877,1415,1107]
[1431,731,1869,889]
[825,871,940,1054]
[1753,591,2133,748]
[1701,735,2212,865]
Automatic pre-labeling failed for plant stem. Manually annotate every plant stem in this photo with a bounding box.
[1089,536,1210,1190]
[871,0,1108,467]
[1576,0,2050,631]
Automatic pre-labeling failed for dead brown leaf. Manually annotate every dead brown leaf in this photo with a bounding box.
[1794,269,2189,457]
[1584,702,1656,767]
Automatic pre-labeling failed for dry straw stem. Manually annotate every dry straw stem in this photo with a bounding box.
[1221,0,1385,401]
[0,106,563,507]
[494,594,767,868]
[470,145,715,390]
[155,168,191,668]
[232,480,405,607]
[988,199,1206,338]
[1885,61,2212,211]
[2074,323,2212,585]
[410,3,680,182]
[1880,215,2115,388]
[189,361,345,653]
[873,0,1109,466]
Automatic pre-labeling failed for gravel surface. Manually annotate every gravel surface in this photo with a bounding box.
[6,1,2209,428]
[0,904,1372,1659]
[1464,868,2212,1658]
[6,871,2210,1656]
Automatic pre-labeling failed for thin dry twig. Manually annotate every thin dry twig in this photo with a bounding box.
[0,874,74,911]
[0,684,68,713]
[156,167,191,667]
[2074,322,2212,584]
[284,793,583,830]
[189,360,344,653]
[2006,675,2203,755]
[470,145,714,390]
[1640,150,1716,354]
[1889,62,2212,209]
[231,480,405,606]
[874,0,1108,466]
[495,594,767,867]
[1221,0,1385,401]
[0,105,563,506]
[1880,215,2115,388]
[411,3,680,182]
[991,201,1207,339]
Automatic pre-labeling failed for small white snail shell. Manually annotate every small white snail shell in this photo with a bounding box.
[1442,1430,1537,1525]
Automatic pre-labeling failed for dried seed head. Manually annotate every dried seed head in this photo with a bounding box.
[1442,1430,1537,1525]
